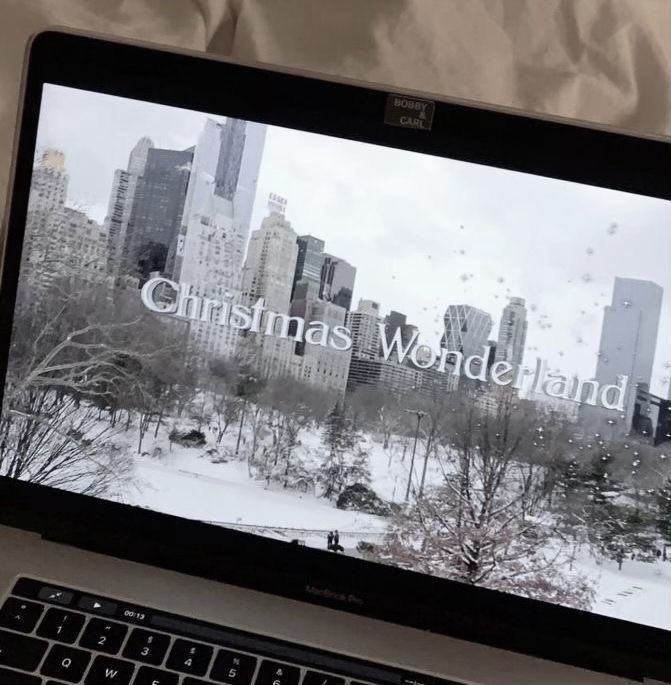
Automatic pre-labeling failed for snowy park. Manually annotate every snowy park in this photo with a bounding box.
[2,285,670,631]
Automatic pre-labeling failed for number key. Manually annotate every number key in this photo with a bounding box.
[133,665,178,684]
[303,672,345,685]
[210,649,257,685]
[255,661,300,685]
[122,628,169,665]
[165,639,213,677]
[0,598,43,633]
[79,618,127,654]
[38,608,86,643]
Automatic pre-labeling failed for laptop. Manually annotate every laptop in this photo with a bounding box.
[0,29,669,685]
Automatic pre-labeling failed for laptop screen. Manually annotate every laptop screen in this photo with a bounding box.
[3,83,670,631]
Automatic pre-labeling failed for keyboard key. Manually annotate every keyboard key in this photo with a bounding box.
[165,639,213,677]
[255,660,300,685]
[0,628,48,671]
[303,672,345,685]
[0,665,42,684]
[37,608,86,643]
[210,649,257,685]
[85,655,135,683]
[41,644,91,683]
[78,597,118,616]
[132,665,178,684]
[38,587,74,606]
[80,618,128,654]
[0,598,44,633]
[122,628,170,665]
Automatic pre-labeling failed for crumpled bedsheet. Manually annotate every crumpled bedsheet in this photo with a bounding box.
[0,0,669,221]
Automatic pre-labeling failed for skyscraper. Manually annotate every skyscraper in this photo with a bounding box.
[23,149,69,287]
[292,235,325,299]
[28,149,68,214]
[495,296,528,368]
[241,197,299,377]
[214,117,246,200]
[122,147,193,282]
[383,311,418,353]
[320,254,356,311]
[348,299,382,360]
[22,152,108,298]
[105,136,152,281]
[594,277,663,427]
[166,118,266,362]
[441,305,493,360]
[291,299,352,395]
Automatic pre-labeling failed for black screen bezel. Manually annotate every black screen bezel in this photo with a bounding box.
[1,30,670,682]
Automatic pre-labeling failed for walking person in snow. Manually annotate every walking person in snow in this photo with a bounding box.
[332,530,343,553]
[327,531,334,551]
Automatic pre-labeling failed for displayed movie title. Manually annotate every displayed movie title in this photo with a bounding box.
[142,277,628,411]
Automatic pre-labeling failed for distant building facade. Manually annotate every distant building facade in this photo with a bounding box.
[591,277,663,432]
[241,199,299,378]
[441,305,493,359]
[495,296,528,369]
[122,147,194,282]
[105,137,152,280]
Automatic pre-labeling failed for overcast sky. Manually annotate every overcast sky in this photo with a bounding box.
[35,84,671,396]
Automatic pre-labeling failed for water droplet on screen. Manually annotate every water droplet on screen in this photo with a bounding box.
[460,225,465,230]
[460,273,469,282]
[459,249,465,255]
[606,419,615,425]
[607,222,618,235]
[621,299,632,308]
[530,304,538,311]
[581,273,593,283]
[497,276,505,283]
[664,361,671,369]
[586,247,594,255]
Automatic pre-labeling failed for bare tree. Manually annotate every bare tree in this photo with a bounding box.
[370,387,595,610]
[1,286,181,495]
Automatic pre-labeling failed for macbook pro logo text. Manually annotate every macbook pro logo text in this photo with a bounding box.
[385,94,435,131]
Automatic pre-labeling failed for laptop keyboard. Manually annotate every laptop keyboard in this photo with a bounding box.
[0,577,459,685]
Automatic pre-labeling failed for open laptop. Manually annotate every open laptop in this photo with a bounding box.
[0,29,670,685]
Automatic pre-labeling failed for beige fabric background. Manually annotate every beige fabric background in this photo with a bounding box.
[0,0,669,220]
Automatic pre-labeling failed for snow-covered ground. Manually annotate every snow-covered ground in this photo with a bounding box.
[575,550,671,630]
[106,416,670,630]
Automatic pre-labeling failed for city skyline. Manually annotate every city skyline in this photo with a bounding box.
[33,84,671,396]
